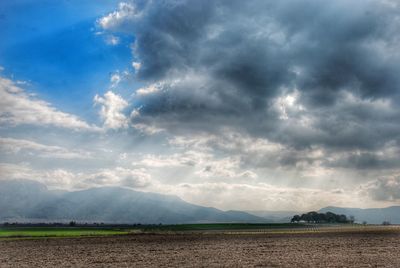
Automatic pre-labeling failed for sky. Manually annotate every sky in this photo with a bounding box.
[0,0,400,211]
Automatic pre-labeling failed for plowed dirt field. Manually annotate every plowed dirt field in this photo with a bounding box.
[1,231,399,267]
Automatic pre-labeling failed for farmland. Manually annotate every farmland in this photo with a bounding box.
[1,223,395,238]
[1,223,399,238]
[0,225,399,267]
[0,226,129,238]
[0,223,314,238]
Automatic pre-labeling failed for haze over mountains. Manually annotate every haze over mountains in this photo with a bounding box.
[0,180,399,224]
[319,206,400,225]
[249,207,400,224]
[0,180,265,224]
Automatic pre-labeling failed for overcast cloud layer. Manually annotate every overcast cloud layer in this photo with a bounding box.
[1,0,400,211]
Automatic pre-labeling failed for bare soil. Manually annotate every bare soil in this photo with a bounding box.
[1,231,399,267]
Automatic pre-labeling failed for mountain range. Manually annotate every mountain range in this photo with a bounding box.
[0,179,399,224]
[0,179,265,224]
[319,206,400,224]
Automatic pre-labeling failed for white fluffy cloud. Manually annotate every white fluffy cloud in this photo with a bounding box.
[97,2,138,31]
[0,137,92,159]
[136,84,161,96]
[0,76,98,131]
[0,163,152,190]
[0,163,78,189]
[94,91,128,129]
[84,167,151,188]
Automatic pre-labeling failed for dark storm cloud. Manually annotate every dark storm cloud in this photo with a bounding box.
[127,0,400,99]
[271,0,400,101]
[102,0,400,166]
[133,0,216,80]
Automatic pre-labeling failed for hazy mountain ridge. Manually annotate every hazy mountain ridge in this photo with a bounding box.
[247,207,400,224]
[0,180,266,224]
[245,210,301,223]
[1,180,398,224]
[319,206,400,224]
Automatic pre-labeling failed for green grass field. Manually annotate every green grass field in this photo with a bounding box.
[0,227,129,238]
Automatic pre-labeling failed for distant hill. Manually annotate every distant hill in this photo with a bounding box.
[248,206,400,224]
[319,206,400,224]
[0,180,266,224]
[246,210,301,223]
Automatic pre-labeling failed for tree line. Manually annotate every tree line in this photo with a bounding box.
[291,211,354,223]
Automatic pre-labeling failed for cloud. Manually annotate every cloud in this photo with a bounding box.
[105,35,120,46]
[0,163,152,190]
[363,176,400,201]
[94,91,129,129]
[167,132,321,172]
[0,163,77,189]
[98,0,400,168]
[110,73,122,86]
[133,148,258,182]
[159,181,369,211]
[97,2,139,31]
[132,62,141,73]
[2,0,397,210]
[0,137,92,159]
[136,153,197,168]
[84,167,151,188]
[0,76,99,131]
[135,84,161,96]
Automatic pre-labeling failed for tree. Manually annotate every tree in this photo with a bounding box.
[293,211,350,224]
[291,215,301,222]
[337,214,348,223]
[325,212,336,223]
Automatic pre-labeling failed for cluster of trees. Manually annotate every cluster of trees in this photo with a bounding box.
[291,211,354,223]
